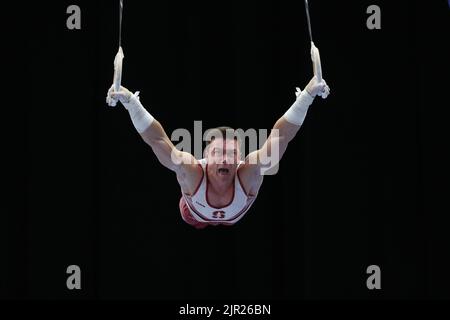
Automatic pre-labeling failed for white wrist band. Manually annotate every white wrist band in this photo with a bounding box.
[122,92,155,133]
[283,88,314,126]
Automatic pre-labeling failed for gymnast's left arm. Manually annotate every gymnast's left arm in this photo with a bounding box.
[243,76,330,179]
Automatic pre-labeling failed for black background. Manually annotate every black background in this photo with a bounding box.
[2,0,450,300]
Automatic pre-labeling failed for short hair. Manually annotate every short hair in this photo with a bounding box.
[205,126,240,146]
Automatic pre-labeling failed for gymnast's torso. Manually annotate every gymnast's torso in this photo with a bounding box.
[181,159,258,225]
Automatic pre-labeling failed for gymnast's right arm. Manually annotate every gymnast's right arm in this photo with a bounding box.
[106,85,199,179]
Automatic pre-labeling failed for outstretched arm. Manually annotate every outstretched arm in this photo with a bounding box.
[239,76,330,195]
[106,86,201,193]
[258,76,330,163]
[139,119,195,173]
[252,40,331,169]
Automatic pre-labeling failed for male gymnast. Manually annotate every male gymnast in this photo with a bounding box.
[106,70,330,229]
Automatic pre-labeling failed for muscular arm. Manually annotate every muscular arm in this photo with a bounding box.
[140,120,202,195]
[249,116,300,168]
[239,76,330,195]
[107,85,202,194]
[140,120,192,171]
[238,111,302,196]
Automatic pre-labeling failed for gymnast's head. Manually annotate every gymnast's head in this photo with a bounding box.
[204,127,242,181]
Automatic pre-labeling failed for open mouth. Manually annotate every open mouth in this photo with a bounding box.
[218,168,230,175]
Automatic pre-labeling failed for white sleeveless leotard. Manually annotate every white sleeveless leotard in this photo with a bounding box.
[182,159,257,225]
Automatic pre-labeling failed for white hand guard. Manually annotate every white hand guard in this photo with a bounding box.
[107,46,124,107]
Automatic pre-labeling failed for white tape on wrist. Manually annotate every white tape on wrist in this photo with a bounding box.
[283,88,314,126]
[123,92,155,133]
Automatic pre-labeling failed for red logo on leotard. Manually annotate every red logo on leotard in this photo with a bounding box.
[212,210,226,219]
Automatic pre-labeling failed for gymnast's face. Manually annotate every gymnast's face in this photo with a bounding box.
[206,138,241,180]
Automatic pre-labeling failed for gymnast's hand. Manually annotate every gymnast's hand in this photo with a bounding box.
[106,84,154,133]
[106,84,134,108]
[301,76,330,99]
